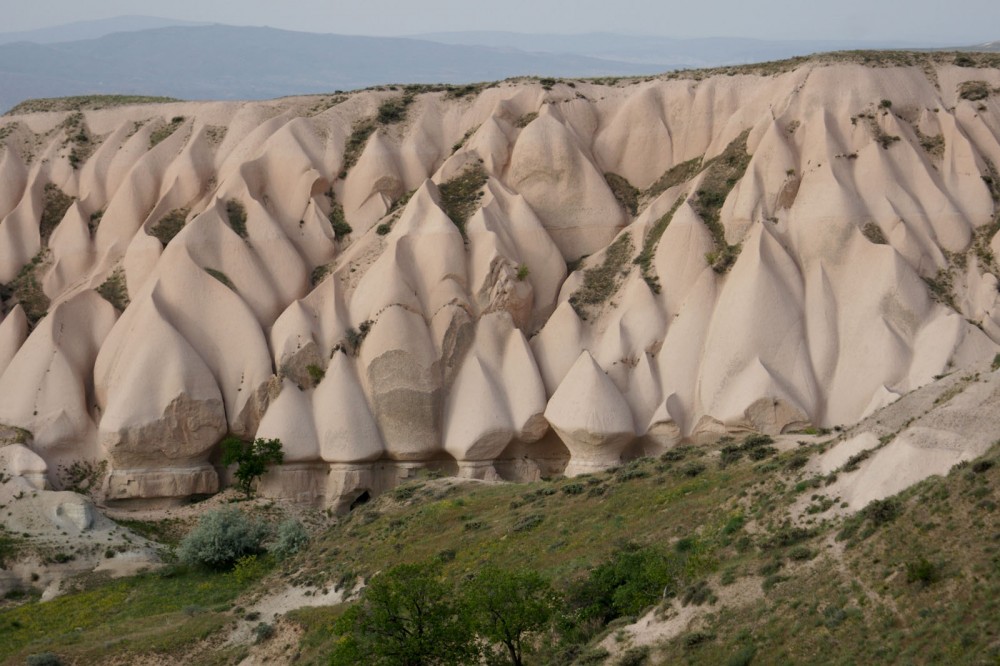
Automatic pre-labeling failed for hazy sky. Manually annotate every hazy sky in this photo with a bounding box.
[5,0,998,44]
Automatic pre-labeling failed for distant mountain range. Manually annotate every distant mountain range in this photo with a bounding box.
[0,17,994,113]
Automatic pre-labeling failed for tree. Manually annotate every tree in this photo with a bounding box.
[463,565,559,666]
[329,562,476,666]
[221,437,284,499]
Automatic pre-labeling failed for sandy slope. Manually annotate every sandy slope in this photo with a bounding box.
[1,56,999,507]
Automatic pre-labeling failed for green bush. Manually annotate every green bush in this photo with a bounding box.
[178,507,270,570]
[905,557,941,587]
[570,544,681,623]
[270,519,309,560]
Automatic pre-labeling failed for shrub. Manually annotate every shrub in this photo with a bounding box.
[958,80,991,102]
[270,519,309,560]
[604,173,640,216]
[222,436,284,498]
[253,622,275,644]
[569,232,633,317]
[570,544,683,623]
[150,208,188,245]
[41,183,75,245]
[516,263,530,281]
[617,645,650,666]
[26,654,63,666]
[438,161,488,238]
[905,557,941,587]
[225,199,248,238]
[177,507,270,570]
[96,268,130,311]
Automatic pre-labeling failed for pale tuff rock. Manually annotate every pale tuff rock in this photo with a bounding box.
[545,351,636,475]
[0,61,998,503]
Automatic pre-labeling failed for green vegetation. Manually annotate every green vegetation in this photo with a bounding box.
[516,263,530,281]
[645,156,703,201]
[604,173,640,217]
[225,199,248,238]
[332,320,373,357]
[328,195,352,240]
[204,268,236,291]
[7,95,181,116]
[149,208,188,245]
[690,131,752,273]
[270,519,310,561]
[569,232,633,318]
[514,112,538,129]
[306,363,325,386]
[41,183,75,245]
[958,80,993,102]
[221,437,285,499]
[862,222,888,245]
[0,565,258,663]
[634,196,684,293]
[438,161,489,238]
[915,128,945,160]
[340,119,376,177]
[97,268,130,312]
[376,94,415,125]
[149,116,186,148]
[2,251,50,326]
[178,507,272,570]
[310,263,332,286]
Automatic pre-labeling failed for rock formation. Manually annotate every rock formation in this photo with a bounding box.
[2,53,999,504]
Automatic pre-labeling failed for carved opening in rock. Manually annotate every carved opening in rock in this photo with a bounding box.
[349,490,372,511]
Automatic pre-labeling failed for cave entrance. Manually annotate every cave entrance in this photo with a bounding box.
[349,490,371,511]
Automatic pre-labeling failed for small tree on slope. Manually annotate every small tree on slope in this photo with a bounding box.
[222,437,284,499]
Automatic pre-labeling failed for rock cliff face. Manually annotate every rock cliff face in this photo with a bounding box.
[2,54,1000,506]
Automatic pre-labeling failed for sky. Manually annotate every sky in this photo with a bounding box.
[2,0,998,45]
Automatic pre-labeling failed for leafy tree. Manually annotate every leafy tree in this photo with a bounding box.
[329,562,476,666]
[463,565,558,666]
[222,437,284,498]
[569,543,681,624]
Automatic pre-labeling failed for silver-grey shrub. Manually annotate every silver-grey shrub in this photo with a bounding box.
[178,507,270,570]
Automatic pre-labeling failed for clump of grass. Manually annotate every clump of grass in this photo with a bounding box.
[96,268,129,312]
[634,195,684,293]
[40,183,75,245]
[149,116,185,149]
[514,112,538,129]
[438,161,488,238]
[958,80,992,101]
[311,264,332,286]
[327,193,352,240]
[912,128,945,162]
[569,232,633,318]
[149,208,188,245]
[862,113,900,149]
[922,269,956,310]
[205,268,236,291]
[306,364,325,386]
[340,118,376,177]
[690,131,752,273]
[645,156,703,201]
[862,222,888,245]
[225,199,248,239]
[376,94,415,125]
[604,173,639,216]
[2,251,50,326]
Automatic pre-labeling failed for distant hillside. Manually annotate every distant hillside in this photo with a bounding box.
[0,25,663,112]
[0,15,204,45]
[415,31,919,67]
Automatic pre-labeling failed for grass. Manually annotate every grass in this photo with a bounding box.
[96,269,129,312]
[568,232,633,318]
[327,192,352,240]
[690,131,752,274]
[645,156,703,201]
[339,119,376,177]
[149,208,188,245]
[604,173,640,216]
[148,116,185,149]
[0,565,262,664]
[40,183,75,245]
[958,80,993,102]
[4,435,998,663]
[225,199,248,239]
[438,161,488,238]
[6,95,181,116]
[1,251,50,326]
[862,222,888,245]
[634,196,685,293]
[205,268,236,291]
